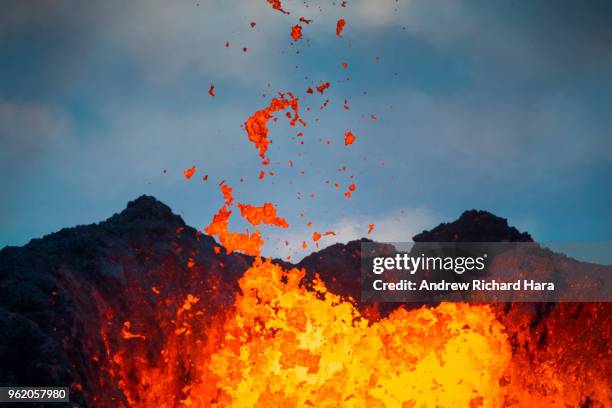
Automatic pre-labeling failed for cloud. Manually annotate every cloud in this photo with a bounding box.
[353,0,612,77]
[0,102,72,159]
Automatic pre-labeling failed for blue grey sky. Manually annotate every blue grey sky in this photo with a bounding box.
[1,0,611,259]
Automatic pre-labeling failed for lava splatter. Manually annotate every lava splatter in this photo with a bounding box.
[344,130,356,146]
[183,165,196,179]
[336,19,346,37]
[244,93,304,159]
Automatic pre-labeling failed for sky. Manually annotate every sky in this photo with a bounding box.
[1,0,611,260]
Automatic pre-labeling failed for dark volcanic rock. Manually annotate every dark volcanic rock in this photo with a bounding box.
[0,195,252,405]
[413,210,533,242]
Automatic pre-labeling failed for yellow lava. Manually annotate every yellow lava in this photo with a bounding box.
[185,258,511,407]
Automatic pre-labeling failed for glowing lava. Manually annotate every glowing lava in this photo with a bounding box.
[203,183,267,256]
[290,25,303,41]
[244,93,305,159]
[336,19,346,37]
[187,260,510,407]
[183,165,196,179]
[238,202,289,228]
[266,0,289,14]
[344,130,356,146]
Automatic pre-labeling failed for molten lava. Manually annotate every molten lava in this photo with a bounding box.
[183,165,196,179]
[244,93,304,159]
[344,130,356,146]
[206,261,510,407]
[238,202,289,228]
[336,19,346,37]
[108,258,517,407]
[290,25,303,42]
[266,0,289,15]
[203,183,266,256]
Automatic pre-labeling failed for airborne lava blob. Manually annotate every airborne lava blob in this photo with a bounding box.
[244,93,304,159]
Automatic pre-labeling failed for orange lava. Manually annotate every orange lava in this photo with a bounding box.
[344,130,356,146]
[183,165,196,179]
[313,231,335,242]
[219,182,233,206]
[368,223,375,234]
[203,183,265,256]
[166,260,510,407]
[245,93,304,159]
[290,25,303,41]
[238,202,289,228]
[266,0,289,14]
[316,82,330,94]
[336,19,346,37]
[105,258,609,408]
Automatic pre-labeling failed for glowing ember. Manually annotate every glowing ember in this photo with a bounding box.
[344,130,356,146]
[183,165,196,179]
[368,223,375,234]
[336,19,346,37]
[290,25,303,41]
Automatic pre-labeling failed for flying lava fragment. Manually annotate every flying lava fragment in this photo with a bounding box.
[244,93,304,159]
[316,82,330,94]
[336,18,346,37]
[208,84,215,97]
[183,165,196,179]
[290,25,303,41]
[344,130,356,146]
[204,183,266,256]
[368,223,375,234]
[266,0,289,14]
[238,202,289,228]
